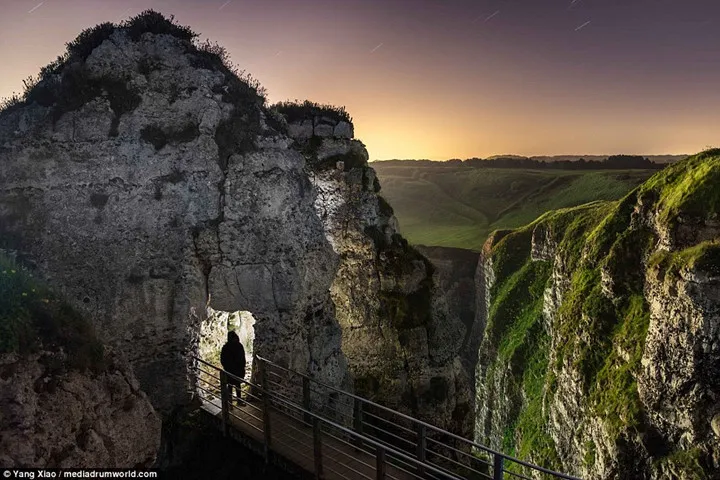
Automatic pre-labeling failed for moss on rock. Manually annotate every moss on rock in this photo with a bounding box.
[480,149,720,476]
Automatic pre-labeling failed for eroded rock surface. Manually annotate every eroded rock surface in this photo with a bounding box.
[0,28,345,413]
[0,16,471,440]
[474,152,720,479]
[285,116,473,435]
[0,349,160,468]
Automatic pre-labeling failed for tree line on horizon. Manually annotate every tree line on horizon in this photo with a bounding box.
[375,155,668,170]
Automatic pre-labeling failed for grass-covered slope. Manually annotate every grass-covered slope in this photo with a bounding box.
[372,163,654,250]
[0,255,104,371]
[477,149,720,478]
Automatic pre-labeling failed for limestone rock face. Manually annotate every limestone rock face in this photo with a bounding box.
[638,240,720,479]
[474,153,720,479]
[333,121,353,139]
[416,246,481,377]
[0,349,160,468]
[0,28,346,414]
[287,119,313,140]
[284,121,473,435]
[0,18,471,444]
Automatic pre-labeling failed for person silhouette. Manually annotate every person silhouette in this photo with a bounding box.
[220,331,246,404]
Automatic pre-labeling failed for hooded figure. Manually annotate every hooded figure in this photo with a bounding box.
[220,331,246,403]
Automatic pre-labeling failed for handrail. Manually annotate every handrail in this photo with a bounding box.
[254,355,581,480]
[192,356,464,480]
[191,355,582,480]
[266,378,465,480]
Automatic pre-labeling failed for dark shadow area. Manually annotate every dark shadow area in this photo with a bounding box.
[155,407,306,480]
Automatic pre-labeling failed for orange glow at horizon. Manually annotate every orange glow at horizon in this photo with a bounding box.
[1,0,717,160]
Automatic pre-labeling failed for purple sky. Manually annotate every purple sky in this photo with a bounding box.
[1,0,719,159]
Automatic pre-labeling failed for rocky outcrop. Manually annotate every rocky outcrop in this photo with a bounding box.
[286,116,353,141]
[0,349,160,468]
[0,12,470,441]
[0,17,347,414]
[474,151,720,479]
[283,113,473,435]
[417,246,482,390]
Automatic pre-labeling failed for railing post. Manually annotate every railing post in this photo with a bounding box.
[251,353,260,399]
[376,445,386,480]
[313,417,323,479]
[303,375,312,425]
[353,398,364,450]
[416,424,426,477]
[260,358,272,462]
[493,454,504,480]
[219,370,229,437]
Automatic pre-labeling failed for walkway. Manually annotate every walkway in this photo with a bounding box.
[191,356,581,480]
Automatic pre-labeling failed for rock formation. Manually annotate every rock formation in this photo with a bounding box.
[0,346,160,467]
[474,150,720,479]
[0,11,470,438]
[281,108,473,435]
[0,14,346,414]
[416,246,482,386]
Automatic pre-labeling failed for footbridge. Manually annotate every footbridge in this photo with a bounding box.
[191,356,581,480]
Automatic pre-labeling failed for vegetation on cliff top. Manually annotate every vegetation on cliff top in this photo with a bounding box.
[0,11,267,121]
[639,148,720,224]
[0,254,105,372]
[271,99,353,124]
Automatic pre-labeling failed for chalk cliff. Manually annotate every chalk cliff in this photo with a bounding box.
[474,150,720,479]
[282,109,473,435]
[0,255,160,468]
[0,349,161,468]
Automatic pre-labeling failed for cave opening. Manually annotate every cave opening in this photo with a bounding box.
[197,306,256,404]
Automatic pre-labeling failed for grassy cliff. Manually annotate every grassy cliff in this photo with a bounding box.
[477,150,720,478]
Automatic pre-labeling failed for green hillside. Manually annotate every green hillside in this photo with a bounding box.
[477,148,720,477]
[372,164,655,251]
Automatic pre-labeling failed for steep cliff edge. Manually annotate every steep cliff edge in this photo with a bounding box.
[475,150,720,479]
[415,246,481,369]
[280,106,473,435]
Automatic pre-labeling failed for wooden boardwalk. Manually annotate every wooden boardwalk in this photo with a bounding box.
[201,399,417,480]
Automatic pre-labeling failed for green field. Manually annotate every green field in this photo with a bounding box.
[372,164,655,251]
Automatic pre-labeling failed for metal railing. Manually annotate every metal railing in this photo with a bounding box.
[190,355,581,480]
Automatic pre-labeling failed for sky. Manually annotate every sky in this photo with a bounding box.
[1,0,719,160]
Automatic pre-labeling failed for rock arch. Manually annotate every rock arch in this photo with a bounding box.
[0,30,349,413]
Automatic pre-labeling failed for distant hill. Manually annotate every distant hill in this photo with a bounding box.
[372,154,688,166]
[373,163,657,251]
[529,154,687,164]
